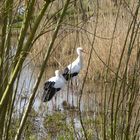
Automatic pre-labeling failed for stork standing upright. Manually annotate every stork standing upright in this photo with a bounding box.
[62,47,86,81]
[42,70,66,102]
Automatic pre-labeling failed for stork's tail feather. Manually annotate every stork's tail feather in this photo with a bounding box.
[42,90,49,102]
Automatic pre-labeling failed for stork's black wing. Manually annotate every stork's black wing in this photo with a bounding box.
[42,81,61,102]
[62,67,78,81]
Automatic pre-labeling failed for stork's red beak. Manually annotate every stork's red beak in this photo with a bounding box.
[81,49,88,54]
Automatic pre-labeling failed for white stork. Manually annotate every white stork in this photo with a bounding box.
[42,70,66,102]
[62,47,86,81]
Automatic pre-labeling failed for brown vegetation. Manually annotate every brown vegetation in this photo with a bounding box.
[31,0,138,80]
[0,0,140,139]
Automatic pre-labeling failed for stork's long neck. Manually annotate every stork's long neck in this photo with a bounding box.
[77,52,83,66]
[78,53,82,60]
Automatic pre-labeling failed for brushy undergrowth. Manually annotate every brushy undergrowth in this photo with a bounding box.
[1,0,139,139]
[30,0,138,81]
[29,1,140,139]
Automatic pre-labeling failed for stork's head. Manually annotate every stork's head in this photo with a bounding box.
[55,70,60,76]
[77,47,86,55]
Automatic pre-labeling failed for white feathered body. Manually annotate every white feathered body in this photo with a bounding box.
[67,56,83,73]
[42,73,66,102]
